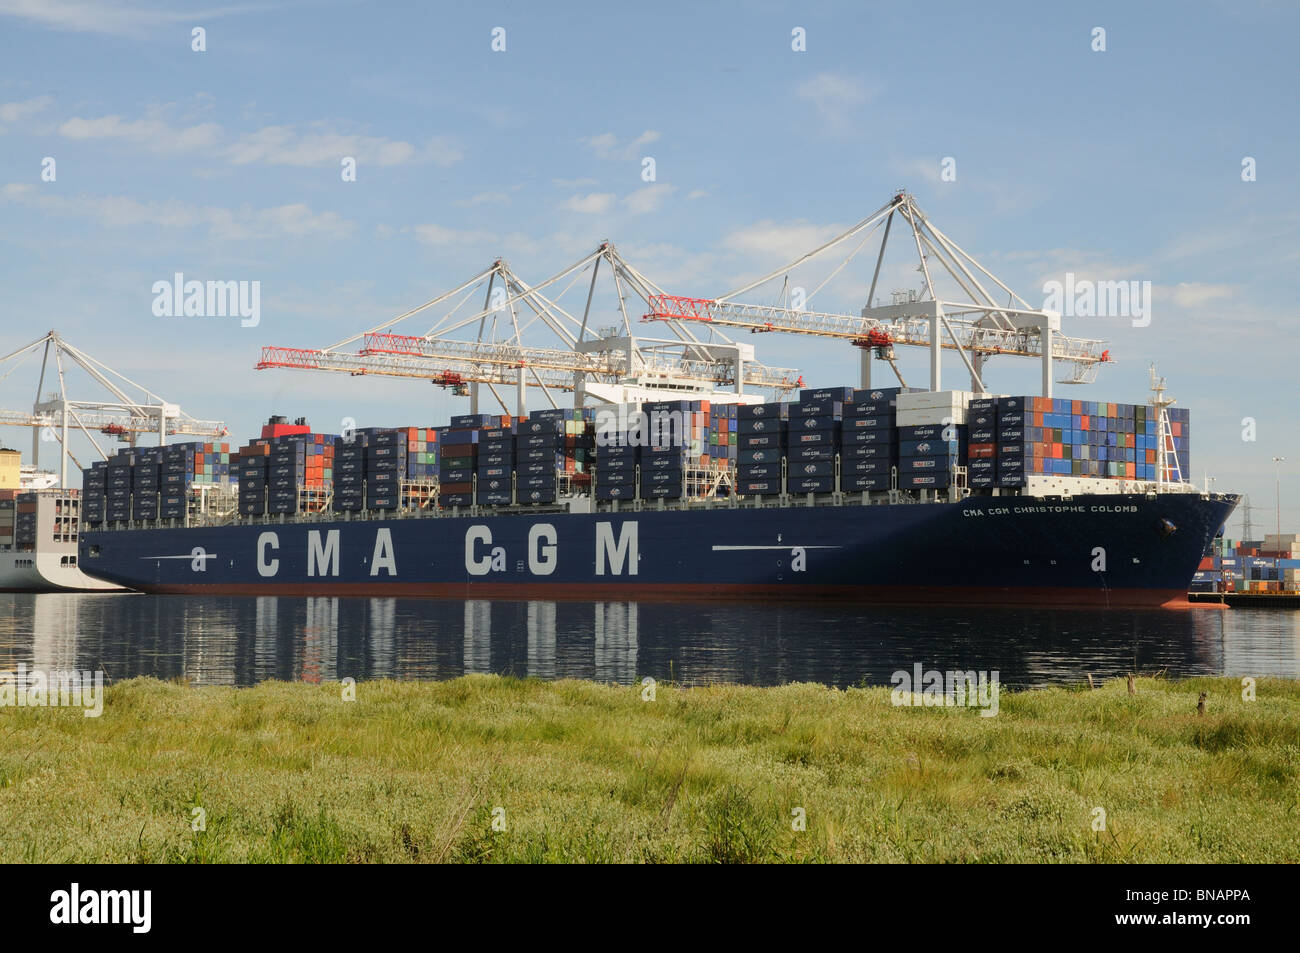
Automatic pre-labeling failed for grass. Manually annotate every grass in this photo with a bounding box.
[1,674,1298,863]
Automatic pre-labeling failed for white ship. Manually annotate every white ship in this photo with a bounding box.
[0,489,124,592]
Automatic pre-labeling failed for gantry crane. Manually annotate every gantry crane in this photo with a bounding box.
[0,331,229,486]
[642,192,1112,397]
[257,242,803,413]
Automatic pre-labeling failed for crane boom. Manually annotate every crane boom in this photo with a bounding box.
[641,192,1113,395]
[257,333,801,391]
[641,294,1109,364]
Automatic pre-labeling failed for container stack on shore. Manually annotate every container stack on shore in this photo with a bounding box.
[1194,534,1300,593]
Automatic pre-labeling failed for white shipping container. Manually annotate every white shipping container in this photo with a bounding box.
[898,407,969,427]
[896,390,976,411]
[897,390,972,427]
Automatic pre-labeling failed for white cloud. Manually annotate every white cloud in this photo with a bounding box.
[889,157,944,186]
[553,177,598,189]
[721,218,850,262]
[561,192,616,214]
[687,189,709,200]
[249,204,353,239]
[624,184,675,215]
[227,126,459,167]
[454,191,510,208]
[0,94,53,124]
[411,223,495,246]
[56,110,460,167]
[0,182,353,239]
[0,0,266,37]
[1165,282,1234,309]
[59,114,222,154]
[582,129,661,160]
[796,72,876,130]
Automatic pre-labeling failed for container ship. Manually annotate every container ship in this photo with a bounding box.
[71,195,1239,606]
[77,389,1237,607]
[0,488,122,592]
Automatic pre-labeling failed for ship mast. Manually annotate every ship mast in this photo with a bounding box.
[1148,363,1183,488]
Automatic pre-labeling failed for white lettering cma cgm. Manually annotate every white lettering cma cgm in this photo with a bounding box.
[255,529,397,578]
[249,523,640,578]
[466,521,638,575]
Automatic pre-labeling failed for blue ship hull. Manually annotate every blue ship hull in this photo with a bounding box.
[78,492,1238,607]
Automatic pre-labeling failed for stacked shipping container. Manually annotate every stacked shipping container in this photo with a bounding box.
[992,397,1190,486]
[438,420,479,507]
[78,390,1197,521]
[842,386,904,492]
[736,401,788,496]
[787,387,850,494]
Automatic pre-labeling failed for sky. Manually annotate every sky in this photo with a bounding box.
[0,0,1296,537]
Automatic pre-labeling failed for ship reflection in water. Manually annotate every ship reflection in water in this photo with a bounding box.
[1,593,1298,690]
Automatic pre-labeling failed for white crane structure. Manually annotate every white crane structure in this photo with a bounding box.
[0,331,229,486]
[642,192,1112,397]
[257,242,804,413]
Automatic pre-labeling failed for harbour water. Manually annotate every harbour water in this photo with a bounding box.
[1,594,1298,690]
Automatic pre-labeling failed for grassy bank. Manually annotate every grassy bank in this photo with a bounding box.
[2,675,1298,863]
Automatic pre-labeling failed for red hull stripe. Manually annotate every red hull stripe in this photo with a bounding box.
[128,581,1191,609]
